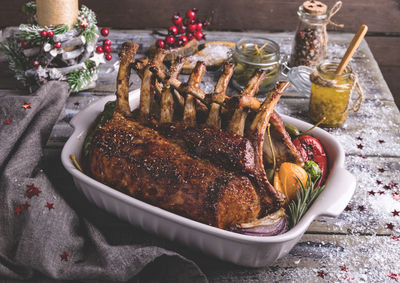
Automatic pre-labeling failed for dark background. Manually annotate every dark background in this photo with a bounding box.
[1,0,399,109]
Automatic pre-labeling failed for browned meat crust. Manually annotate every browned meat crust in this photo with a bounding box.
[89,113,261,228]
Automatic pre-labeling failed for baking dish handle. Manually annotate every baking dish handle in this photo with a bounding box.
[317,167,356,217]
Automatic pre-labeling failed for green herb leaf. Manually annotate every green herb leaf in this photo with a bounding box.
[286,175,325,228]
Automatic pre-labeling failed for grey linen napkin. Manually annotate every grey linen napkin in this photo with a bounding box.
[0,81,207,282]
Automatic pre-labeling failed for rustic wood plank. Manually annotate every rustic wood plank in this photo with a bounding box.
[3,0,399,34]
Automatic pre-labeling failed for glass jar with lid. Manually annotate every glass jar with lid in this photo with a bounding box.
[231,37,280,94]
[290,0,329,68]
[309,60,355,127]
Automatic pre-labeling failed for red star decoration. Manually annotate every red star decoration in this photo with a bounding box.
[60,251,70,261]
[4,118,12,125]
[317,270,326,279]
[344,273,354,281]
[388,272,399,281]
[391,182,398,188]
[392,210,400,217]
[393,193,400,200]
[340,265,349,272]
[345,205,352,211]
[358,205,365,211]
[387,223,395,230]
[361,155,367,159]
[378,168,385,173]
[368,190,376,196]
[378,190,385,195]
[22,202,30,211]
[21,103,31,110]
[384,185,392,190]
[378,139,385,144]
[376,180,383,185]
[26,184,41,198]
[392,235,400,241]
[356,136,363,141]
[357,144,364,149]
[45,201,54,210]
[14,205,22,215]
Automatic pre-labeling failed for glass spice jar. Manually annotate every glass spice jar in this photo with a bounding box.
[290,0,329,68]
[309,61,354,127]
[232,38,280,94]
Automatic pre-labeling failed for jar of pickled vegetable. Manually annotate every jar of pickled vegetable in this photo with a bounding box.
[232,38,280,94]
[309,61,354,127]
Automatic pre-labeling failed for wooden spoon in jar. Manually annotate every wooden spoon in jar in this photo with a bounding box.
[336,24,368,75]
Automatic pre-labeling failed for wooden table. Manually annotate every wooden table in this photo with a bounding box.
[1,29,400,282]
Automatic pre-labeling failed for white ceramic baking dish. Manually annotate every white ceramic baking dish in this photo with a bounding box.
[61,89,356,267]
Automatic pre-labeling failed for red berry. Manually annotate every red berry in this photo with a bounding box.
[104,45,111,53]
[188,23,197,33]
[20,41,29,49]
[178,35,188,46]
[172,13,183,25]
[156,39,165,49]
[178,24,187,34]
[196,22,203,31]
[47,30,54,37]
[54,42,61,49]
[33,60,40,67]
[105,53,112,61]
[186,9,196,21]
[186,32,195,41]
[168,25,178,36]
[101,28,109,36]
[165,35,175,45]
[96,46,104,54]
[40,30,47,37]
[103,39,111,46]
[194,31,204,41]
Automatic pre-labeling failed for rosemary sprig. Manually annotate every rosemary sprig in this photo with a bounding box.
[287,175,325,228]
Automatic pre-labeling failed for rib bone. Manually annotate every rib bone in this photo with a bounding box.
[183,61,206,126]
[228,70,266,136]
[160,57,186,123]
[115,42,139,117]
[206,62,234,129]
[140,49,166,119]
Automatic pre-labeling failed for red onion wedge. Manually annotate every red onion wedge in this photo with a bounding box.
[233,208,288,236]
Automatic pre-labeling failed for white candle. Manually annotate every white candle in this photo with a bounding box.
[36,0,78,28]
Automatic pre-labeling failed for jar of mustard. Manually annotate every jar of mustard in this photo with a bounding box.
[308,61,354,127]
[232,38,280,93]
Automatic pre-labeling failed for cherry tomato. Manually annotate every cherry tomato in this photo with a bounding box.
[293,135,328,186]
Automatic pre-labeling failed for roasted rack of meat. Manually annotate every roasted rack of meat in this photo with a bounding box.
[86,42,304,229]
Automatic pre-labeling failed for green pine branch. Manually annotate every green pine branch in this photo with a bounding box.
[18,24,68,46]
[0,39,35,87]
[76,5,98,43]
[68,60,98,92]
[22,1,36,16]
